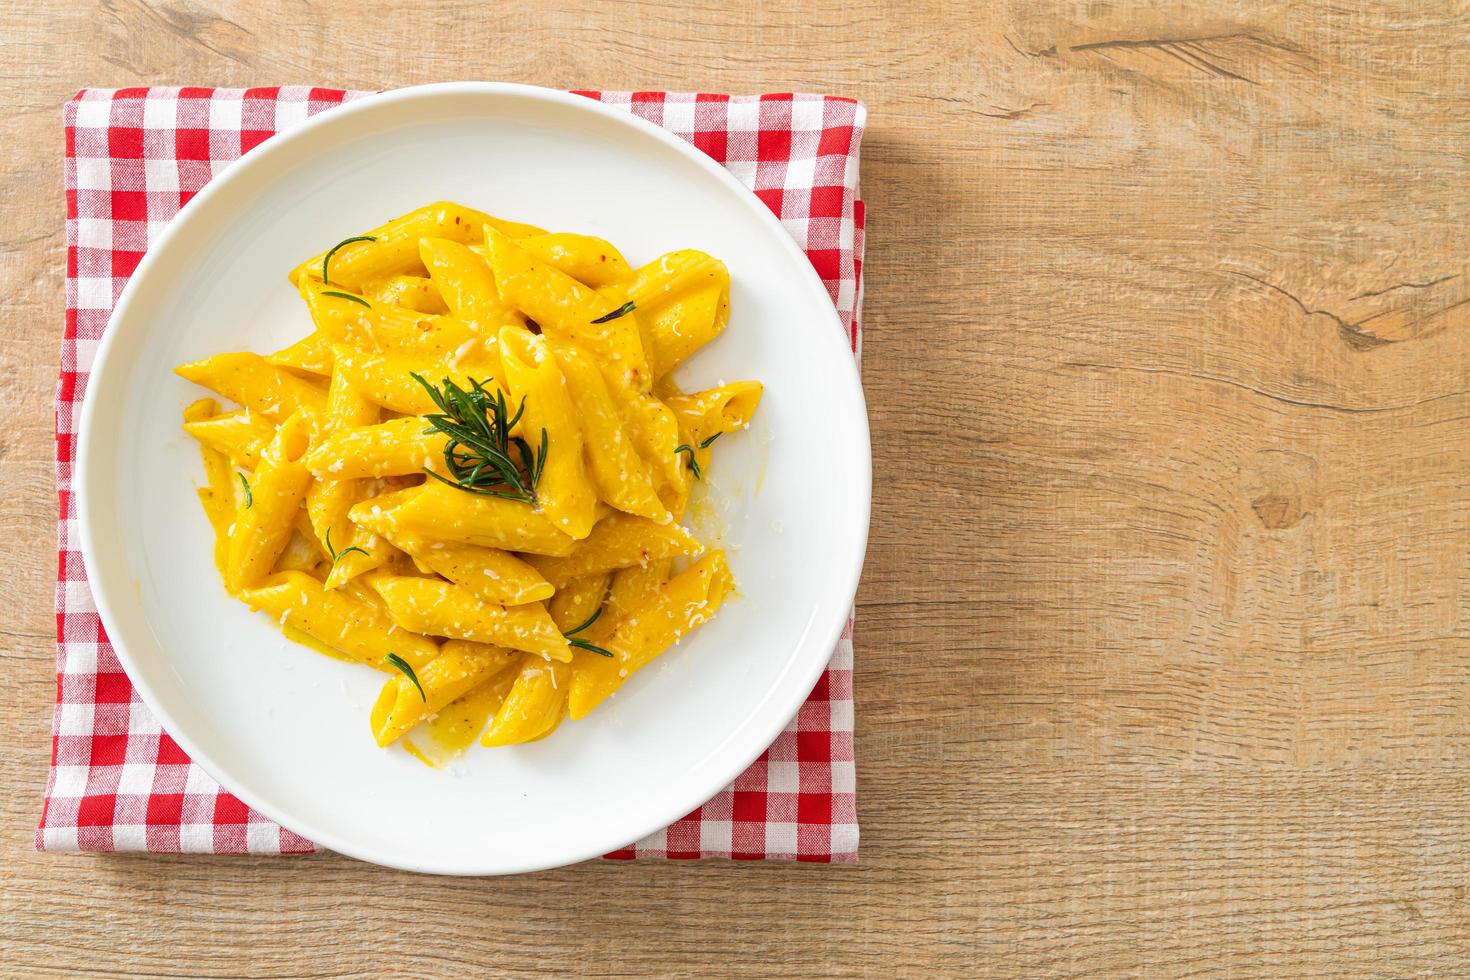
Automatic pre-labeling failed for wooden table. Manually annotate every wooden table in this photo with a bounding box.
[5,2,1469,975]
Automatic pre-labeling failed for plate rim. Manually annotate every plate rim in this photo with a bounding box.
[75,81,871,874]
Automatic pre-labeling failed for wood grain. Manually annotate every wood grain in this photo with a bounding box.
[4,0,1470,975]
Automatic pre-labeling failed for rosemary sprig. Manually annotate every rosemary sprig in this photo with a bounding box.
[411,373,548,502]
[325,526,368,567]
[385,653,426,701]
[322,290,371,308]
[322,235,376,285]
[238,472,253,509]
[674,432,723,481]
[563,607,613,658]
[590,300,636,324]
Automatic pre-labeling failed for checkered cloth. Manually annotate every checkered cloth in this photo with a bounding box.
[40,87,865,862]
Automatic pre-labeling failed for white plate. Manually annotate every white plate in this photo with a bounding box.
[78,82,870,874]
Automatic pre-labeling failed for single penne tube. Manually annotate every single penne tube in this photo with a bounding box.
[600,561,669,635]
[331,347,441,415]
[330,527,397,591]
[567,551,734,719]
[331,345,498,416]
[484,226,650,389]
[479,657,570,747]
[183,399,235,575]
[225,411,315,591]
[524,512,701,589]
[183,410,279,469]
[625,249,729,309]
[361,274,449,314]
[304,475,360,557]
[295,230,427,291]
[550,572,613,633]
[175,351,327,420]
[626,250,730,378]
[552,342,668,522]
[350,496,553,605]
[601,368,686,508]
[665,381,765,445]
[304,416,447,479]
[266,331,336,377]
[367,574,571,661]
[420,237,522,327]
[516,233,632,288]
[369,639,520,746]
[665,380,765,481]
[289,202,546,289]
[325,360,381,429]
[389,456,580,557]
[480,575,608,748]
[498,326,598,539]
[239,570,439,670]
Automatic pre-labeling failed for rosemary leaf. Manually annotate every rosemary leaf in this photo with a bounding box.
[411,373,548,502]
[322,290,371,308]
[322,235,376,285]
[385,653,427,701]
[567,637,614,658]
[325,526,369,566]
[564,607,613,657]
[590,300,636,324]
[674,444,703,481]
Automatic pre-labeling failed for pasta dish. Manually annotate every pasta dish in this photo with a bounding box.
[175,202,761,758]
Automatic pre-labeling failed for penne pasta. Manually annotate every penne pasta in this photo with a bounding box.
[367,574,571,661]
[225,411,315,592]
[178,203,761,756]
[483,226,651,390]
[517,233,632,288]
[524,512,701,589]
[306,371,393,589]
[239,570,439,670]
[370,639,520,746]
[480,574,609,747]
[498,325,598,539]
[664,380,764,483]
[665,381,765,445]
[419,237,521,328]
[361,273,449,314]
[301,280,492,358]
[349,492,554,606]
[391,469,579,557]
[289,201,545,290]
[602,370,687,511]
[567,551,734,719]
[305,416,447,480]
[266,331,336,377]
[175,352,327,421]
[331,343,501,416]
[183,408,276,470]
[183,398,236,575]
[552,342,668,522]
[626,250,730,378]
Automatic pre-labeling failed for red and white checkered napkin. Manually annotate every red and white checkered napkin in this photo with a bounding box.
[40,87,865,862]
